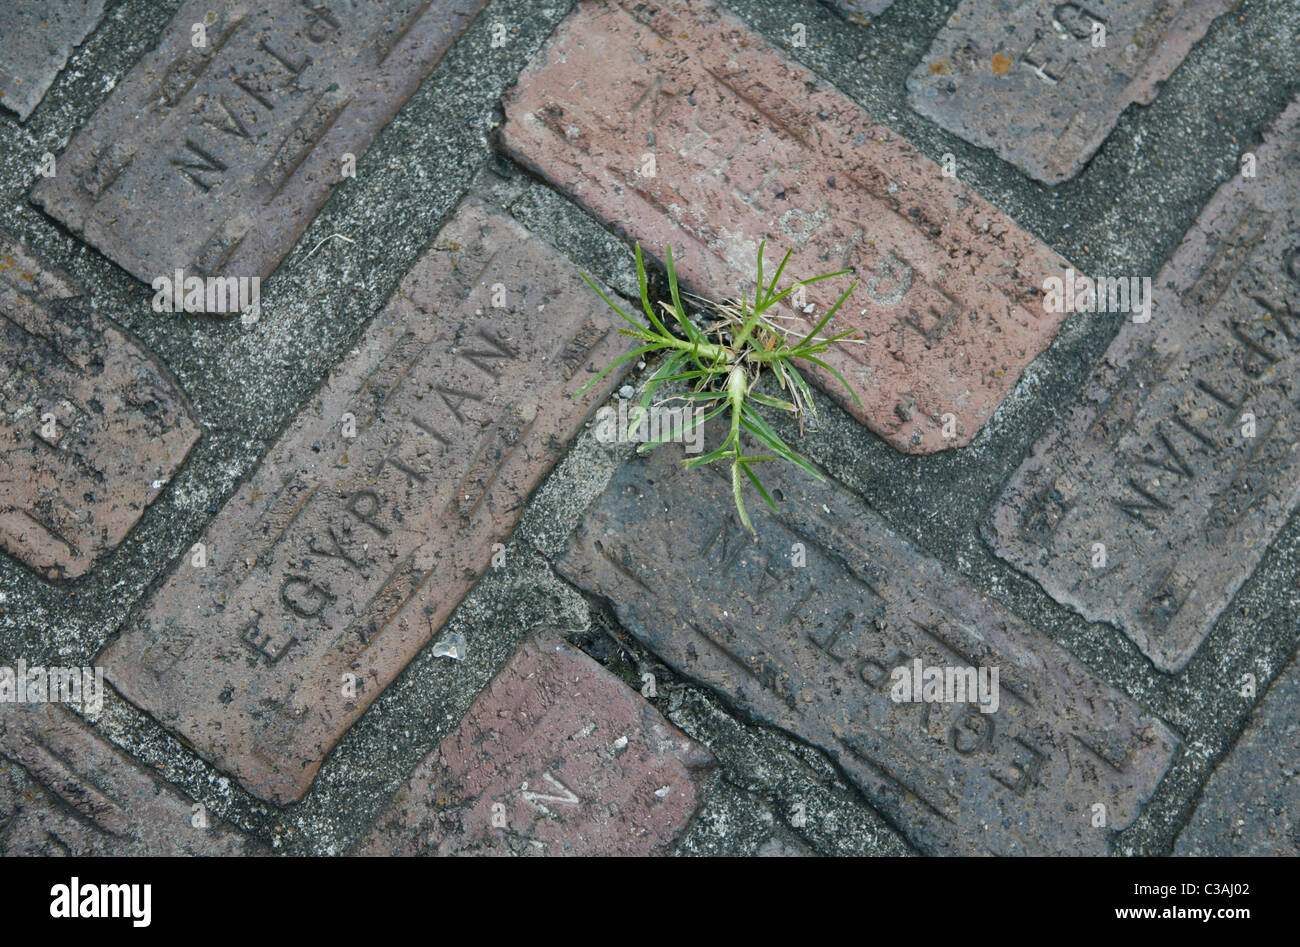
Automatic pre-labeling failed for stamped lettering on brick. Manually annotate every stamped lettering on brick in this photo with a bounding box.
[557,426,1178,854]
[356,632,712,856]
[30,0,486,290]
[101,198,633,804]
[0,702,256,855]
[500,0,1071,454]
[0,235,199,580]
[985,97,1300,672]
[0,1,107,120]
[908,0,1231,183]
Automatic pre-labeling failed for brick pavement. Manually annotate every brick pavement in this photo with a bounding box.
[0,0,1296,857]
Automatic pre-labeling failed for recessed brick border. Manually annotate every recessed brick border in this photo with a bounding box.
[0,233,200,580]
[500,0,1072,453]
[908,0,1232,184]
[31,0,488,290]
[356,631,713,856]
[0,702,258,855]
[985,96,1300,672]
[558,425,1179,854]
[101,197,633,804]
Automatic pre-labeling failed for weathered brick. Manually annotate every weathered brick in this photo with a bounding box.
[908,0,1231,183]
[985,96,1300,672]
[556,425,1178,855]
[0,234,200,580]
[101,198,632,804]
[499,0,1070,454]
[356,632,712,856]
[0,702,257,855]
[0,1,106,120]
[30,0,486,290]
[1175,655,1300,856]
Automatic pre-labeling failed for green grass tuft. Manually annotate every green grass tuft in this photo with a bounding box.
[579,241,863,533]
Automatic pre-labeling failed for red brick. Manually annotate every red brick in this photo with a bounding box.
[0,234,199,580]
[557,423,1178,855]
[31,0,486,290]
[0,1,106,120]
[500,0,1071,453]
[909,0,1231,183]
[0,702,257,855]
[985,96,1300,672]
[100,198,632,804]
[356,632,712,856]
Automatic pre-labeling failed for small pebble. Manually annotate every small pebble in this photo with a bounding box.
[432,632,467,661]
[618,385,635,399]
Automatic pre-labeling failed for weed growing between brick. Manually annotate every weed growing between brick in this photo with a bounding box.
[578,242,862,532]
